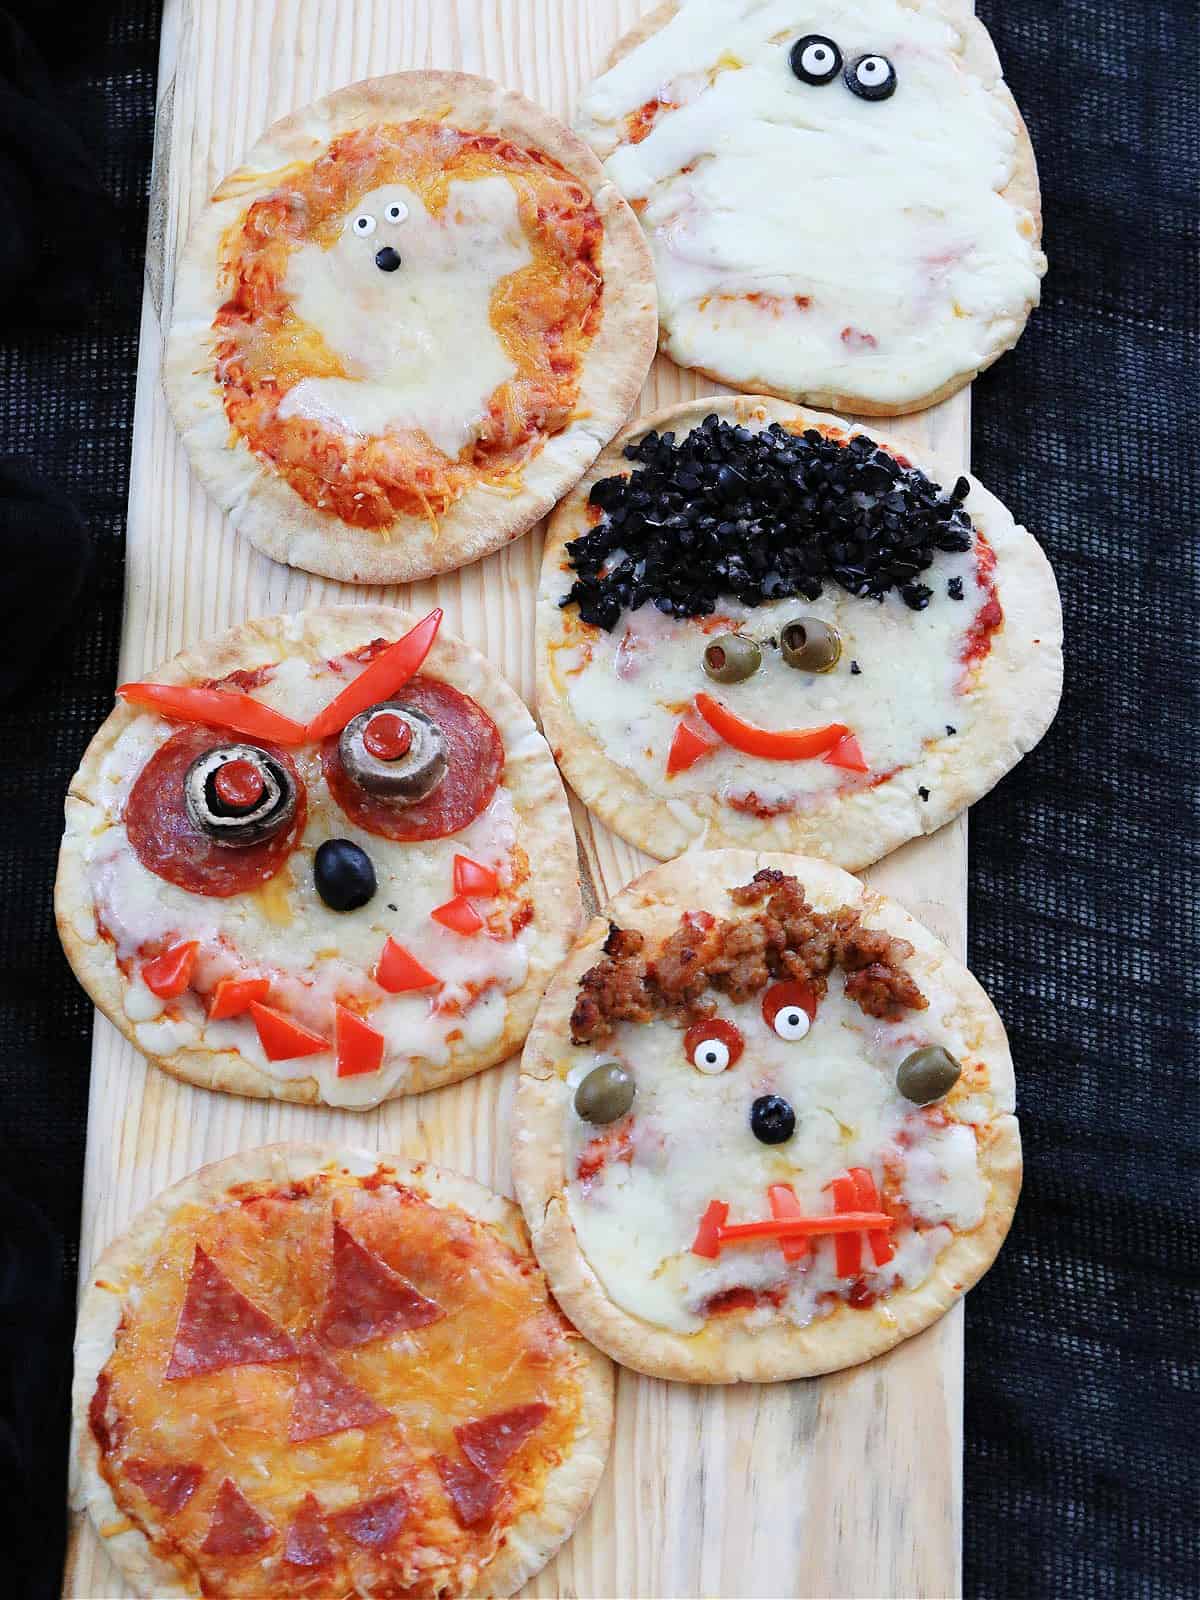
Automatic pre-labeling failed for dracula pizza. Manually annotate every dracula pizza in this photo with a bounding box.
[537,396,1062,868]
[164,72,656,583]
[72,1145,613,1597]
[514,851,1020,1382]
[55,606,579,1108]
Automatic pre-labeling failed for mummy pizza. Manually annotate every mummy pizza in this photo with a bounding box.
[538,397,1062,868]
[576,0,1046,414]
[164,72,656,583]
[514,852,1019,1382]
[72,1145,613,1597]
[55,607,580,1108]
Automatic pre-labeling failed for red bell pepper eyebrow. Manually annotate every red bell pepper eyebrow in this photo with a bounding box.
[305,609,442,741]
[117,683,308,745]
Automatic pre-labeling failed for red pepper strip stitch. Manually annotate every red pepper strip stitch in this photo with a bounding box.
[305,610,443,741]
[767,1184,809,1262]
[690,1200,729,1258]
[715,1212,893,1244]
[829,1175,862,1276]
[849,1167,895,1266]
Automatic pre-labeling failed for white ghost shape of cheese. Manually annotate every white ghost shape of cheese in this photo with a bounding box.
[577,0,1046,409]
[277,177,531,457]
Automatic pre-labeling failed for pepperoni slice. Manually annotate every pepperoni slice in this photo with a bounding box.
[319,1219,443,1349]
[455,1402,549,1476]
[165,1246,296,1380]
[284,1493,333,1569]
[322,676,503,841]
[124,725,306,897]
[201,1478,275,1556]
[330,1490,410,1550]
[287,1341,389,1443]
[124,1457,203,1516]
[436,1455,501,1529]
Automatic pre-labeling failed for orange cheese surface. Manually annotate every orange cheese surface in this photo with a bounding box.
[90,1169,585,1597]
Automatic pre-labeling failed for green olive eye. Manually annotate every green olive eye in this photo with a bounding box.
[574,1061,636,1124]
[896,1045,962,1105]
[703,633,762,683]
[780,617,841,672]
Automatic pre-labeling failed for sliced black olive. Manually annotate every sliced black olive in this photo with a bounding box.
[896,1045,962,1105]
[338,701,447,803]
[375,245,402,272]
[314,838,376,912]
[574,1061,635,1125]
[789,34,842,85]
[750,1094,796,1145]
[184,744,296,848]
[703,633,762,684]
[780,617,841,672]
[845,53,896,101]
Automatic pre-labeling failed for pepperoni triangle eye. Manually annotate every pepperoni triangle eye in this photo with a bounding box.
[684,1017,744,1074]
[762,981,817,1041]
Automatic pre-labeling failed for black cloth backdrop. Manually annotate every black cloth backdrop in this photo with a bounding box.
[0,2,1194,1596]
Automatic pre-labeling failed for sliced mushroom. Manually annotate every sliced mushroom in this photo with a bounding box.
[338,701,448,803]
[183,744,297,847]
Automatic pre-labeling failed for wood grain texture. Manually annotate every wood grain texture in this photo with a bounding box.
[64,2,970,1594]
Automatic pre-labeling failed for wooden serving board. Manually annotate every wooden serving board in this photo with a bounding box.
[64,2,970,1594]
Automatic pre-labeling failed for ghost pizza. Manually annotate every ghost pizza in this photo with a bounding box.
[165,71,656,583]
[72,1146,613,1597]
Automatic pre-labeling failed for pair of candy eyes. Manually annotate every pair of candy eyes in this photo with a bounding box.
[351,202,408,236]
[685,984,814,1074]
[790,36,897,101]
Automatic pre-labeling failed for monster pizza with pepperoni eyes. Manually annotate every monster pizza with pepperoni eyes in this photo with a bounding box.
[514,850,1020,1382]
[538,396,1062,869]
[71,1145,614,1598]
[164,71,656,585]
[55,607,579,1109]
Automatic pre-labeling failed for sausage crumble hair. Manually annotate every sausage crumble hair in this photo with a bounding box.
[570,870,927,1043]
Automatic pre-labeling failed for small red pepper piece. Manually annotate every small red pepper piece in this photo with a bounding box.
[693,693,848,761]
[335,1004,386,1078]
[667,717,719,776]
[453,855,499,897]
[213,758,266,809]
[362,711,413,761]
[691,1200,729,1258]
[823,733,869,773]
[830,1174,862,1276]
[141,942,198,999]
[430,895,484,935]
[305,609,443,741]
[207,975,270,1020]
[767,1183,809,1262]
[249,1002,329,1062]
[849,1166,894,1266]
[375,937,438,994]
[118,683,309,746]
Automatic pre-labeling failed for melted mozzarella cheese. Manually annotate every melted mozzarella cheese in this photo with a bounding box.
[565,975,988,1334]
[577,0,1045,406]
[278,178,530,456]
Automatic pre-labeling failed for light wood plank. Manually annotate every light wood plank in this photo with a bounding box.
[65,3,970,1594]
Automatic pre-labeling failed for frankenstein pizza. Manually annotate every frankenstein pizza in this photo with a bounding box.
[165,72,657,583]
[72,1145,613,1597]
[514,851,1020,1383]
[575,0,1045,414]
[537,397,1062,868]
[55,607,579,1108]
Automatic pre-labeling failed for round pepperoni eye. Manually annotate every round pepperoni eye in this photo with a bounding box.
[790,34,842,85]
[845,53,896,101]
[762,981,818,1041]
[352,214,376,236]
[684,1017,745,1074]
[384,201,408,223]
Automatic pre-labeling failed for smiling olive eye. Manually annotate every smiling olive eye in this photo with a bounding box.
[790,34,842,85]
[352,214,376,236]
[384,201,408,223]
[684,1017,745,1074]
[762,980,817,1041]
[846,53,897,101]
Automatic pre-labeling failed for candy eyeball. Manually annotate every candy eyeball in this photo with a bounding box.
[761,981,817,1042]
[845,53,897,101]
[684,1017,745,1074]
[384,201,408,224]
[352,213,377,236]
[790,34,842,85]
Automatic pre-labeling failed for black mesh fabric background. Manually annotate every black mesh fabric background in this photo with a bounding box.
[1,2,1195,1598]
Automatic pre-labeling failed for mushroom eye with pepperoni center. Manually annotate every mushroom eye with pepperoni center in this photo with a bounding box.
[683,1017,744,1073]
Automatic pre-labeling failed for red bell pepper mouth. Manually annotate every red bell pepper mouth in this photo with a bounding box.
[691,1198,893,1258]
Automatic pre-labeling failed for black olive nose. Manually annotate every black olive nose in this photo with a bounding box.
[750,1094,796,1145]
[374,246,402,273]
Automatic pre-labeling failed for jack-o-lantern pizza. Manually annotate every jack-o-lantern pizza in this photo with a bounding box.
[164,72,656,584]
[575,0,1045,415]
[55,607,579,1108]
[72,1145,613,1598]
[537,397,1062,868]
[515,851,1020,1383]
